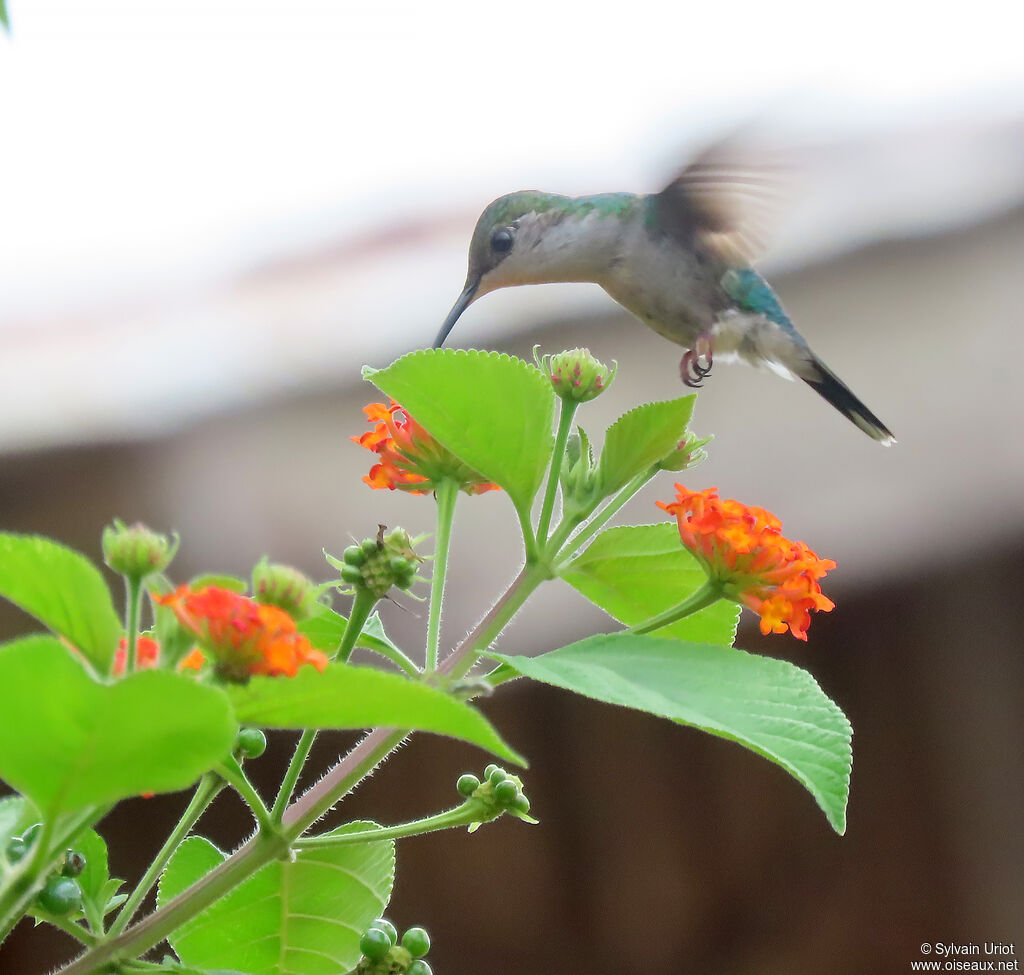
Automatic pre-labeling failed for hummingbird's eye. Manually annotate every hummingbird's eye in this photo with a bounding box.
[490,227,515,253]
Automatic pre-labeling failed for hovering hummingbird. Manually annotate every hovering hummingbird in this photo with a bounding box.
[433,144,895,444]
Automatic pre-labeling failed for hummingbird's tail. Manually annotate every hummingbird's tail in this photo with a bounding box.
[801,356,896,446]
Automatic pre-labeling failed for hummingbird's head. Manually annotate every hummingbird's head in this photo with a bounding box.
[433,191,579,348]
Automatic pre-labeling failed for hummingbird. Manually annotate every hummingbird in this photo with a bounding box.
[433,144,895,445]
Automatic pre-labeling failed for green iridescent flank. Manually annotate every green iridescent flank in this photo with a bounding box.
[721,268,792,328]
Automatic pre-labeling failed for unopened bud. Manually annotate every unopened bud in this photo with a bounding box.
[102,520,177,579]
[328,526,423,599]
[535,346,616,403]
[657,431,713,472]
[252,559,317,620]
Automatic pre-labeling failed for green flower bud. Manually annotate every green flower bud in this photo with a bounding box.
[657,431,713,472]
[487,766,507,786]
[235,727,267,760]
[36,876,82,916]
[512,793,531,815]
[61,849,87,878]
[252,559,317,620]
[359,927,392,962]
[535,346,616,403]
[456,773,481,797]
[102,520,178,579]
[370,917,398,944]
[402,927,431,958]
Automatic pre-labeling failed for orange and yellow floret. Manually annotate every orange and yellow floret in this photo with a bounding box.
[352,401,498,495]
[155,585,328,679]
[657,485,836,641]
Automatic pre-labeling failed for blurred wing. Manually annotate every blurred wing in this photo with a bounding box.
[654,138,789,265]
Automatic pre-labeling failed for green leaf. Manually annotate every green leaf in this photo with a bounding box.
[225,663,524,765]
[71,829,124,932]
[0,1,8,32]
[159,822,394,975]
[598,395,695,493]
[299,605,401,660]
[0,534,122,672]
[487,632,851,833]
[561,524,738,645]
[0,636,237,817]
[364,349,556,513]
[0,795,30,848]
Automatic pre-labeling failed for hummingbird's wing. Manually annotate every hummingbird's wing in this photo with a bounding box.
[654,138,787,265]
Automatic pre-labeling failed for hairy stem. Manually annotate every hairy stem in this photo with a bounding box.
[426,478,459,672]
[108,775,222,938]
[535,399,577,544]
[630,580,724,634]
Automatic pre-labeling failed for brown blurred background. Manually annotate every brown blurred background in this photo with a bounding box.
[2,2,1024,972]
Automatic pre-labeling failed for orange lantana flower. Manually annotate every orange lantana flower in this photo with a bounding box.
[113,636,161,676]
[657,485,836,641]
[155,585,328,679]
[352,400,498,495]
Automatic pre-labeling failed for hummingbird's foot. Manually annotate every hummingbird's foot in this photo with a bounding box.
[680,338,713,388]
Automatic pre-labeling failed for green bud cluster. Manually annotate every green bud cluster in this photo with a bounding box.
[535,346,616,403]
[4,825,88,917]
[333,526,421,598]
[657,430,713,472]
[252,558,318,619]
[356,917,433,975]
[457,765,535,826]
[102,520,178,580]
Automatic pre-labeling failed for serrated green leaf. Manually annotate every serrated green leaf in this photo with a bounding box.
[225,663,523,765]
[158,823,394,975]
[0,534,122,672]
[71,829,115,931]
[487,632,851,833]
[561,523,738,645]
[598,395,695,493]
[0,635,236,817]
[365,349,556,514]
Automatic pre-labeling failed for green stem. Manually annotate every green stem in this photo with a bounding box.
[124,575,143,673]
[363,640,420,678]
[535,399,578,544]
[107,774,222,938]
[294,804,474,849]
[216,759,273,832]
[426,478,459,672]
[43,913,99,946]
[271,730,317,824]
[630,580,725,634]
[337,587,377,664]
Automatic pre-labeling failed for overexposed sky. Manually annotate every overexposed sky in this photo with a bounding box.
[2,0,1023,316]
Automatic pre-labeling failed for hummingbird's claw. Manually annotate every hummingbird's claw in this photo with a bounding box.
[680,342,713,388]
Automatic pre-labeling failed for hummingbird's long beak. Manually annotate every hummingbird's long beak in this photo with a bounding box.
[433,278,479,348]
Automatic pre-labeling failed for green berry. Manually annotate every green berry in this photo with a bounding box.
[61,850,87,877]
[340,565,363,584]
[362,538,380,556]
[494,780,518,805]
[370,917,398,944]
[407,960,433,975]
[235,728,267,760]
[487,766,507,786]
[512,793,531,814]
[5,837,27,864]
[343,545,367,566]
[456,773,480,797]
[36,876,82,915]
[401,926,431,958]
[22,824,41,848]
[359,927,391,962]
[483,764,498,778]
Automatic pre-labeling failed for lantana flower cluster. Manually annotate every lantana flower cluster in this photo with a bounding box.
[658,485,836,640]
